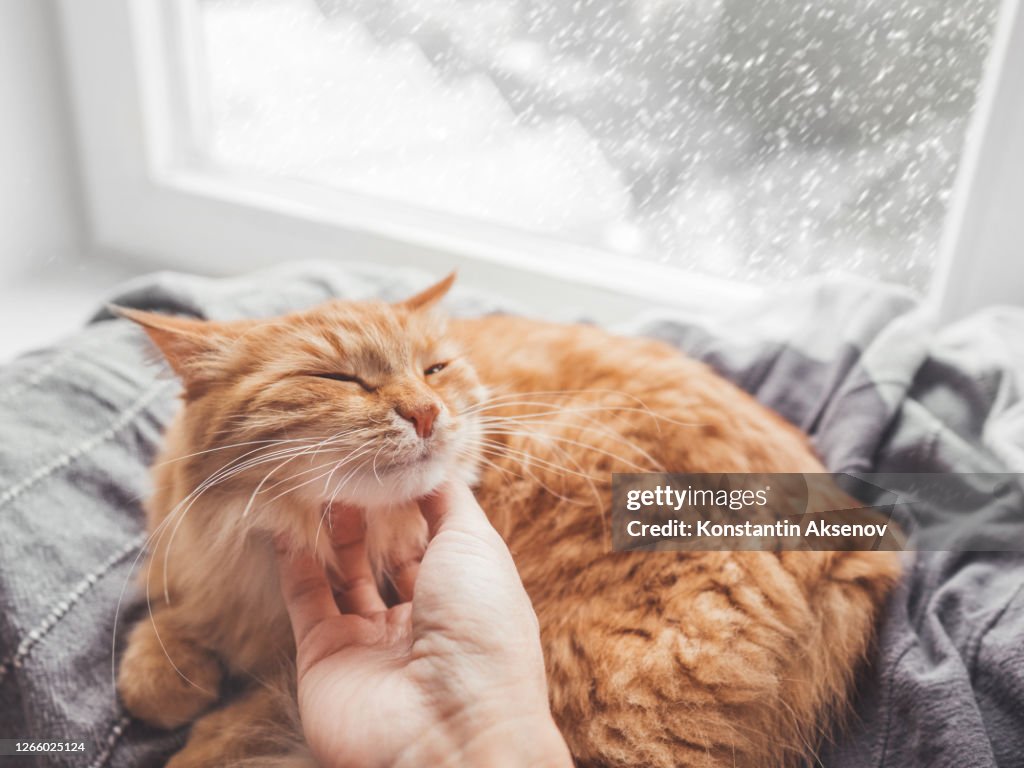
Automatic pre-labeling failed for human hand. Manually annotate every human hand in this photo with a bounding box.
[275,480,573,768]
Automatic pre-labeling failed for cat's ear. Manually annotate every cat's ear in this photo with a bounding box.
[398,272,456,312]
[111,306,233,389]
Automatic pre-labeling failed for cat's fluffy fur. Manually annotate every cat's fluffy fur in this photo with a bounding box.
[116,275,900,767]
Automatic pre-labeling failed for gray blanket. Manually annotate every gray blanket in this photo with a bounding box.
[1,263,1021,767]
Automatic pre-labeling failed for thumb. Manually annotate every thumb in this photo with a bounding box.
[418,480,494,539]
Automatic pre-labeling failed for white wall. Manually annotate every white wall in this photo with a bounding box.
[0,0,84,281]
[0,0,127,360]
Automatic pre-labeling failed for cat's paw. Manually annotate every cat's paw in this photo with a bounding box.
[117,619,223,729]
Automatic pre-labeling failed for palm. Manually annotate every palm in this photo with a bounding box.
[293,535,520,768]
[296,605,436,768]
[275,484,572,768]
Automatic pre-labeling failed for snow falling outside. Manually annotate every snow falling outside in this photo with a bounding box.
[197,0,998,290]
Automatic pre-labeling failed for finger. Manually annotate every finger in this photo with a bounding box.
[329,503,387,616]
[388,510,427,603]
[419,479,492,539]
[392,557,420,603]
[275,543,340,649]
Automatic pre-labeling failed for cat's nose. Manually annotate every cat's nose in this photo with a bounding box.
[397,402,440,439]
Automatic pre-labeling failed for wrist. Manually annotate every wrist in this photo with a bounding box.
[459,714,572,768]
[396,711,572,768]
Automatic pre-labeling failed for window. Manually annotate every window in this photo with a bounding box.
[192,0,998,291]
[58,0,1024,320]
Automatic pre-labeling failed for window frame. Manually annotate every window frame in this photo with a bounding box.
[57,0,1023,323]
[933,0,1024,322]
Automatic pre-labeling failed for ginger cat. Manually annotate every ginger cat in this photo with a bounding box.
[116,275,899,767]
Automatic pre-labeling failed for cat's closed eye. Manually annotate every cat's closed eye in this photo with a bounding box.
[311,372,374,391]
[424,362,447,376]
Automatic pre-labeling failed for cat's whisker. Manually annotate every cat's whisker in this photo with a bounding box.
[463,387,653,412]
[322,441,364,495]
[114,464,247,705]
[324,459,359,511]
[456,447,525,484]
[135,446,293,691]
[143,561,216,697]
[153,436,321,466]
[109,502,191,698]
[164,444,327,524]
[473,444,588,509]
[460,443,581,510]
[152,425,408,614]
[158,436,372,609]
[476,422,612,537]
[465,396,706,433]
[454,446,535,530]
[156,442,326,598]
[474,412,643,458]
[156,439,344,603]
[196,445,320,486]
[371,438,392,485]
[465,438,595,507]
[163,439,329,499]
[463,392,665,428]
[466,419,640,533]
[241,456,304,519]
[259,444,360,493]
[486,430,595,507]
[479,427,657,473]
[307,426,376,465]
[477,414,664,472]
[240,442,336,518]
[465,435,619,482]
[476,407,653,448]
[311,492,337,556]
[313,462,370,553]
[471,400,700,428]
[265,445,377,504]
